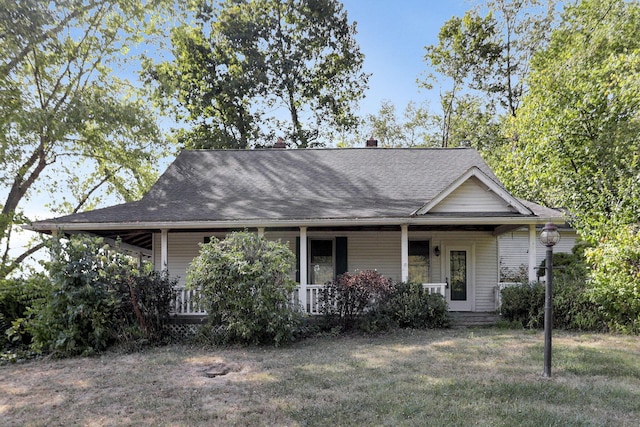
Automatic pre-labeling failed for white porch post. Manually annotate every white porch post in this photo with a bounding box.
[257,227,265,238]
[161,228,169,272]
[401,224,409,282]
[299,226,308,311]
[528,224,537,282]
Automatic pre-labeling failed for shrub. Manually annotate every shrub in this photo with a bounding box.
[27,237,125,356]
[27,235,177,357]
[320,270,395,331]
[587,226,640,334]
[385,282,450,329]
[0,274,48,352]
[111,270,178,345]
[186,231,301,346]
[500,282,545,328]
[553,273,607,332]
[502,245,610,331]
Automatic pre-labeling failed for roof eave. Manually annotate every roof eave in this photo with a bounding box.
[26,213,565,232]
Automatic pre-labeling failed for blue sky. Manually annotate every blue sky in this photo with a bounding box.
[340,0,470,116]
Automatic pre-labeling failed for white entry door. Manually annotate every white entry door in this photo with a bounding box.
[446,245,473,311]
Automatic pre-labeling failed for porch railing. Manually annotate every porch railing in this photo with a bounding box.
[173,282,449,316]
[173,286,207,316]
[422,283,447,296]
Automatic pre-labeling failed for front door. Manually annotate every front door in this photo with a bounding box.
[446,246,473,311]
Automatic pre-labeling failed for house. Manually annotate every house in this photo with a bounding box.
[29,145,565,314]
[498,226,578,282]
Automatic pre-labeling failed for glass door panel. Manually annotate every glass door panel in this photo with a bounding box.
[450,250,467,301]
[446,245,473,311]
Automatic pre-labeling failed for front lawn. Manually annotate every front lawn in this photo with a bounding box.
[1,329,638,426]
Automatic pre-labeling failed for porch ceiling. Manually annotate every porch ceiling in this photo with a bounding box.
[66,224,513,251]
[61,229,156,252]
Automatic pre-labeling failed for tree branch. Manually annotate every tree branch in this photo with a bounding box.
[0,0,101,79]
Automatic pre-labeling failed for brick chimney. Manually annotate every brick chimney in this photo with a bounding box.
[366,137,378,148]
[273,137,286,149]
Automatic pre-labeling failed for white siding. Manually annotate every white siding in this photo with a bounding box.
[345,231,402,281]
[431,177,517,213]
[153,228,502,312]
[474,237,499,312]
[153,231,217,285]
[498,228,578,280]
[430,231,498,312]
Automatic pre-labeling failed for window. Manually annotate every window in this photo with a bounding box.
[310,239,333,284]
[409,240,430,283]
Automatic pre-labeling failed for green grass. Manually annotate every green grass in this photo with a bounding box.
[1,329,638,426]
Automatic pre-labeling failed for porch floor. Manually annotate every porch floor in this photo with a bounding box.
[449,312,502,328]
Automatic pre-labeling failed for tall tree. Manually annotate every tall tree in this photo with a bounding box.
[365,101,432,148]
[498,0,640,238]
[499,0,640,333]
[0,0,171,278]
[422,10,502,147]
[422,0,556,148]
[147,0,369,149]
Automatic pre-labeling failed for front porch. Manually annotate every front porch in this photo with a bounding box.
[173,282,449,317]
[155,223,543,316]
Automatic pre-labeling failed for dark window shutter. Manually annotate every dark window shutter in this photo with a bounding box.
[295,236,300,282]
[336,236,348,277]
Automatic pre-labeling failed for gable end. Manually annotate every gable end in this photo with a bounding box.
[413,167,532,216]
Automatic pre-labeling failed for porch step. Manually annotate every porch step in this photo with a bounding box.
[450,312,501,328]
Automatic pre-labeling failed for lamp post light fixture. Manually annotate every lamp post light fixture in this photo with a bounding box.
[539,222,560,377]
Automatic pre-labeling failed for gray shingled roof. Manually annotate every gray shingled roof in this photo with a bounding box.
[40,148,519,224]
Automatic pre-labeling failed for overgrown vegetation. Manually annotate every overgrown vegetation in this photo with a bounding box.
[320,271,450,332]
[186,232,302,346]
[586,226,640,334]
[0,275,48,358]
[501,244,608,332]
[500,282,545,328]
[1,235,177,359]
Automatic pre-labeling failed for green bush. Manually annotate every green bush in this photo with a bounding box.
[502,244,610,331]
[186,231,301,346]
[320,270,395,331]
[553,274,607,332]
[587,226,640,334]
[385,282,450,329]
[111,270,178,346]
[26,236,177,357]
[500,282,545,328]
[0,275,48,351]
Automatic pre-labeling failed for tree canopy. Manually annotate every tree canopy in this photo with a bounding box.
[0,0,172,278]
[497,0,640,239]
[495,0,640,332]
[421,0,556,148]
[146,0,369,149]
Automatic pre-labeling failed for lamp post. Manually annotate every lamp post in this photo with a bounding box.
[539,222,560,377]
